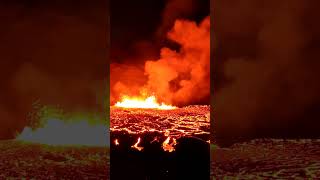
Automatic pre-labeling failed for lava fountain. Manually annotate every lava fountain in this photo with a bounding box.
[114,95,176,110]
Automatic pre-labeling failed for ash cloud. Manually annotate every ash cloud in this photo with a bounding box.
[213,0,320,144]
[145,17,210,105]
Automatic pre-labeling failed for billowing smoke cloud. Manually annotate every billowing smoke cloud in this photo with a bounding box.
[110,63,146,104]
[146,17,210,105]
[111,17,210,106]
[213,0,320,144]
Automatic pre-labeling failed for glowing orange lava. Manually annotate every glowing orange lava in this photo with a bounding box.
[162,137,177,152]
[114,95,176,110]
[114,139,120,146]
[131,137,143,151]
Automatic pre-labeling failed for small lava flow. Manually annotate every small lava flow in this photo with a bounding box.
[110,105,210,151]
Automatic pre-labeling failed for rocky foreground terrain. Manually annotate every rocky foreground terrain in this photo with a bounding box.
[110,106,210,179]
[211,139,320,179]
[0,140,109,179]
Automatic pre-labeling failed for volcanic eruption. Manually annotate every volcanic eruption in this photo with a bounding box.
[110,14,210,179]
[111,15,210,150]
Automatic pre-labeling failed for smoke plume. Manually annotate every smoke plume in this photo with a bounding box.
[213,0,320,144]
[111,16,210,106]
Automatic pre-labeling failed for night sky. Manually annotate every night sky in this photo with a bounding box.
[111,0,210,64]
[212,0,320,145]
[0,0,108,139]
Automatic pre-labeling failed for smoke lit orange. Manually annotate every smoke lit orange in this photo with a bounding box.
[114,95,176,110]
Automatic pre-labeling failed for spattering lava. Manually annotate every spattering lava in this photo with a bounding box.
[111,105,210,152]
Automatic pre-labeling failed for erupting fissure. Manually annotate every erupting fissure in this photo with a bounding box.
[115,95,176,110]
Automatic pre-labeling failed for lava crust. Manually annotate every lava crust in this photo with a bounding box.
[110,105,210,179]
[110,105,210,141]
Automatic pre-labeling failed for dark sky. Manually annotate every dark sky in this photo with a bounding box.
[110,0,210,64]
[212,0,320,145]
[0,0,109,139]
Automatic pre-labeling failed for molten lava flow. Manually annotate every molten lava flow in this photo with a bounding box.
[162,137,177,152]
[16,119,109,147]
[115,95,176,110]
[131,137,143,151]
[114,139,120,146]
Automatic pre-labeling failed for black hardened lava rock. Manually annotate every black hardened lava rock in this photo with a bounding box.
[175,137,210,180]
[110,133,210,180]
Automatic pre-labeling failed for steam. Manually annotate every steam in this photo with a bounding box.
[156,0,197,39]
[213,0,320,141]
[146,17,210,105]
[111,17,210,106]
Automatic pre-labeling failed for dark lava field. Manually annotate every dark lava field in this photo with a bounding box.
[110,105,210,179]
[0,140,109,179]
[211,139,320,179]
